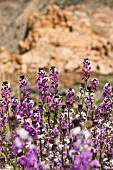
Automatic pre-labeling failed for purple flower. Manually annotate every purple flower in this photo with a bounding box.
[19,75,30,100]
[19,155,27,165]
[1,81,12,103]
[90,159,100,168]
[49,66,59,94]
[103,83,113,99]
[82,58,92,81]
[89,78,99,92]
[66,88,75,108]
[37,68,51,104]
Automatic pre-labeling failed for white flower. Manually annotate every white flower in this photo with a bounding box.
[103,121,111,128]
[16,128,29,140]
[81,111,86,119]
[56,151,60,156]
[76,113,80,119]
[5,165,12,170]
[91,92,95,97]
[16,115,21,120]
[85,92,89,96]
[64,111,68,116]
[82,129,90,139]
[98,119,103,125]
[110,159,113,165]
[104,83,110,87]
[69,149,75,156]
[59,144,64,150]
[38,134,44,139]
[26,141,32,148]
[103,158,108,162]
[70,126,81,136]
[41,140,45,144]
[64,137,70,144]
[25,118,32,124]
[14,137,22,148]
[49,144,53,148]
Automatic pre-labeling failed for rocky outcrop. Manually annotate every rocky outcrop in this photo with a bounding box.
[0,48,21,75]
[1,3,113,85]
[19,5,74,53]
[0,0,49,53]
[18,5,113,76]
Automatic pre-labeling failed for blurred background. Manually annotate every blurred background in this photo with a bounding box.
[0,0,113,102]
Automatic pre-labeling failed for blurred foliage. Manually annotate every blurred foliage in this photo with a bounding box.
[0,0,30,3]
[54,0,84,8]
[1,0,113,9]
[94,0,113,8]
[54,0,113,8]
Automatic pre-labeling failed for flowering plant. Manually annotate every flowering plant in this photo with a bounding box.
[0,58,113,170]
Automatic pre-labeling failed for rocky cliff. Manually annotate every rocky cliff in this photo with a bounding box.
[1,2,113,85]
[19,4,113,75]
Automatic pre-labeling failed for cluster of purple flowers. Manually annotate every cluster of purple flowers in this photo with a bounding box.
[0,59,113,170]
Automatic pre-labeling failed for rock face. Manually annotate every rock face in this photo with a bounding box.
[0,48,21,75]
[0,0,48,53]
[19,5,73,53]
[1,3,113,85]
[18,5,113,76]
